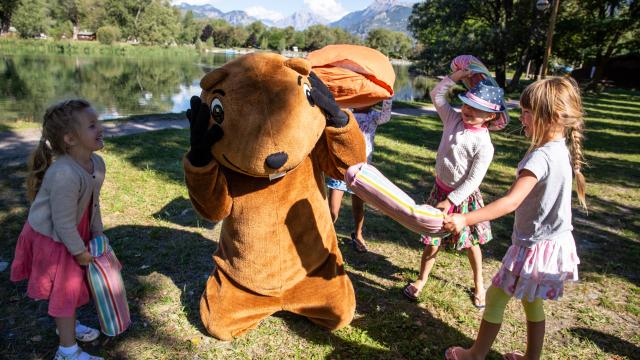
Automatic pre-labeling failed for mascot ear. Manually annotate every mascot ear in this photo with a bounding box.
[201,68,229,90]
[284,58,311,76]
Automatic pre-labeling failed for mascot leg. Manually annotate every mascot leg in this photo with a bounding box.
[200,268,280,340]
[283,252,356,330]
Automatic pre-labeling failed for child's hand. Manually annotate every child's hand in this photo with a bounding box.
[449,68,473,82]
[75,251,93,266]
[443,214,467,234]
[435,198,452,213]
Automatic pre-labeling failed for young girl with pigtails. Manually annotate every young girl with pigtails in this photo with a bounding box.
[11,99,106,360]
[444,77,586,360]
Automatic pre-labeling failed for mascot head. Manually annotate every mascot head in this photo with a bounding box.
[199,53,327,179]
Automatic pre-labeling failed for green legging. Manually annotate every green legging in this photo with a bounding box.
[483,285,545,324]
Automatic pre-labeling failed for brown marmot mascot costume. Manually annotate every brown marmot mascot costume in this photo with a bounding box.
[182,52,366,340]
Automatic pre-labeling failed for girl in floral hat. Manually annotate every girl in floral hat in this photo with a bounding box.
[403,68,508,308]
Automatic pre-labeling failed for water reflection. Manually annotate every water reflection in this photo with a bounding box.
[0,53,426,123]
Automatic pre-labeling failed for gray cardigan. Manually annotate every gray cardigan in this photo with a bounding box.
[27,154,105,255]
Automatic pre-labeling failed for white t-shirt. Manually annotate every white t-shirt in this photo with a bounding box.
[512,139,574,247]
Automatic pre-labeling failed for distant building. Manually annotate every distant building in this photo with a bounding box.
[78,31,96,41]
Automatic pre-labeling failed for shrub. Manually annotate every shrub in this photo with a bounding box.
[97,26,121,45]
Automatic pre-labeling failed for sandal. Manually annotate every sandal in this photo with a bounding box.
[402,283,420,302]
[473,288,486,309]
[445,346,465,360]
[502,351,525,360]
[350,232,368,253]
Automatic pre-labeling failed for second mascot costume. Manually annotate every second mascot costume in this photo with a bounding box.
[183,53,366,340]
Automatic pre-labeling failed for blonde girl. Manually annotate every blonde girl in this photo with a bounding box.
[444,77,586,360]
[11,99,106,360]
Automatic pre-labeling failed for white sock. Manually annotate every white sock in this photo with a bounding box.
[58,343,79,355]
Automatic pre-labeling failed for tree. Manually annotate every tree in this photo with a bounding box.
[13,0,51,38]
[366,28,395,56]
[200,24,213,42]
[0,0,20,34]
[409,0,541,87]
[554,0,640,87]
[96,25,121,44]
[303,25,336,50]
[52,0,83,39]
[244,32,258,48]
[136,0,179,44]
[178,10,199,44]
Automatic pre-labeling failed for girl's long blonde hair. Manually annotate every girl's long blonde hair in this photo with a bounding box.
[26,99,91,201]
[520,77,587,209]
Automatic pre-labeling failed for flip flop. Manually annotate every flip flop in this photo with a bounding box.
[350,232,368,253]
[473,294,486,309]
[444,346,465,360]
[472,288,486,309]
[403,283,419,302]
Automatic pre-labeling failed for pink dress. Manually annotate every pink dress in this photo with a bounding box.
[10,202,92,317]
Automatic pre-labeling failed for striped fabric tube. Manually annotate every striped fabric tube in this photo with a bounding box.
[87,235,131,337]
[345,163,446,235]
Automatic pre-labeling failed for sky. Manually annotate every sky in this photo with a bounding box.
[170,0,416,22]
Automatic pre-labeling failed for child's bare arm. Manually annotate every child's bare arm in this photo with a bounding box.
[430,69,471,125]
[445,170,538,232]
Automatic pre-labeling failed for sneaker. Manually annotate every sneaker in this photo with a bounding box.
[53,348,104,360]
[55,321,100,342]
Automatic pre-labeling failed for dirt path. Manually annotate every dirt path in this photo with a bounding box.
[0,100,520,168]
[0,119,188,167]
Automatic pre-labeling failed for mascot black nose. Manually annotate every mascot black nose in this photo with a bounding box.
[265,152,288,169]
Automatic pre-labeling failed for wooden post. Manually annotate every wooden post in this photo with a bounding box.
[540,0,561,79]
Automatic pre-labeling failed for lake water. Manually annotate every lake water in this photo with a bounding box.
[0,52,427,123]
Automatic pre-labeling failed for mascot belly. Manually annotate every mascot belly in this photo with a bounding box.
[182,53,366,340]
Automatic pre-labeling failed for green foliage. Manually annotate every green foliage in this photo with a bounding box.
[177,10,199,45]
[49,20,74,40]
[136,0,180,45]
[554,0,640,84]
[12,0,51,38]
[96,25,121,45]
[408,0,542,86]
[0,0,21,33]
[365,28,413,59]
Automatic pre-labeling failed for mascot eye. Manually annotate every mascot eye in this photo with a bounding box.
[211,98,224,124]
[303,83,314,106]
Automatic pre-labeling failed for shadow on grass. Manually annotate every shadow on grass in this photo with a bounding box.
[278,244,505,359]
[568,327,640,359]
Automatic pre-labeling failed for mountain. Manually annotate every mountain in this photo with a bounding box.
[222,10,258,26]
[331,0,414,36]
[176,3,223,19]
[175,1,415,34]
[275,11,329,31]
[175,3,261,26]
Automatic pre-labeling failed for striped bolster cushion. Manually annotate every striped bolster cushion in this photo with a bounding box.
[87,235,131,337]
[345,163,445,234]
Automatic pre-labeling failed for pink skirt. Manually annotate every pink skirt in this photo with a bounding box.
[10,207,92,317]
[492,234,580,302]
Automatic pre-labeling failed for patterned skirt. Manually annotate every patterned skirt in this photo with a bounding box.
[326,177,354,194]
[420,182,492,250]
[492,235,580,301]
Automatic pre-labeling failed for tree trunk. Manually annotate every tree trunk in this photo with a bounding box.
[588,31,622,89]
[72,23,78,40]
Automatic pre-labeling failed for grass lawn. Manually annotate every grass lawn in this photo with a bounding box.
[1,89,639,359]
